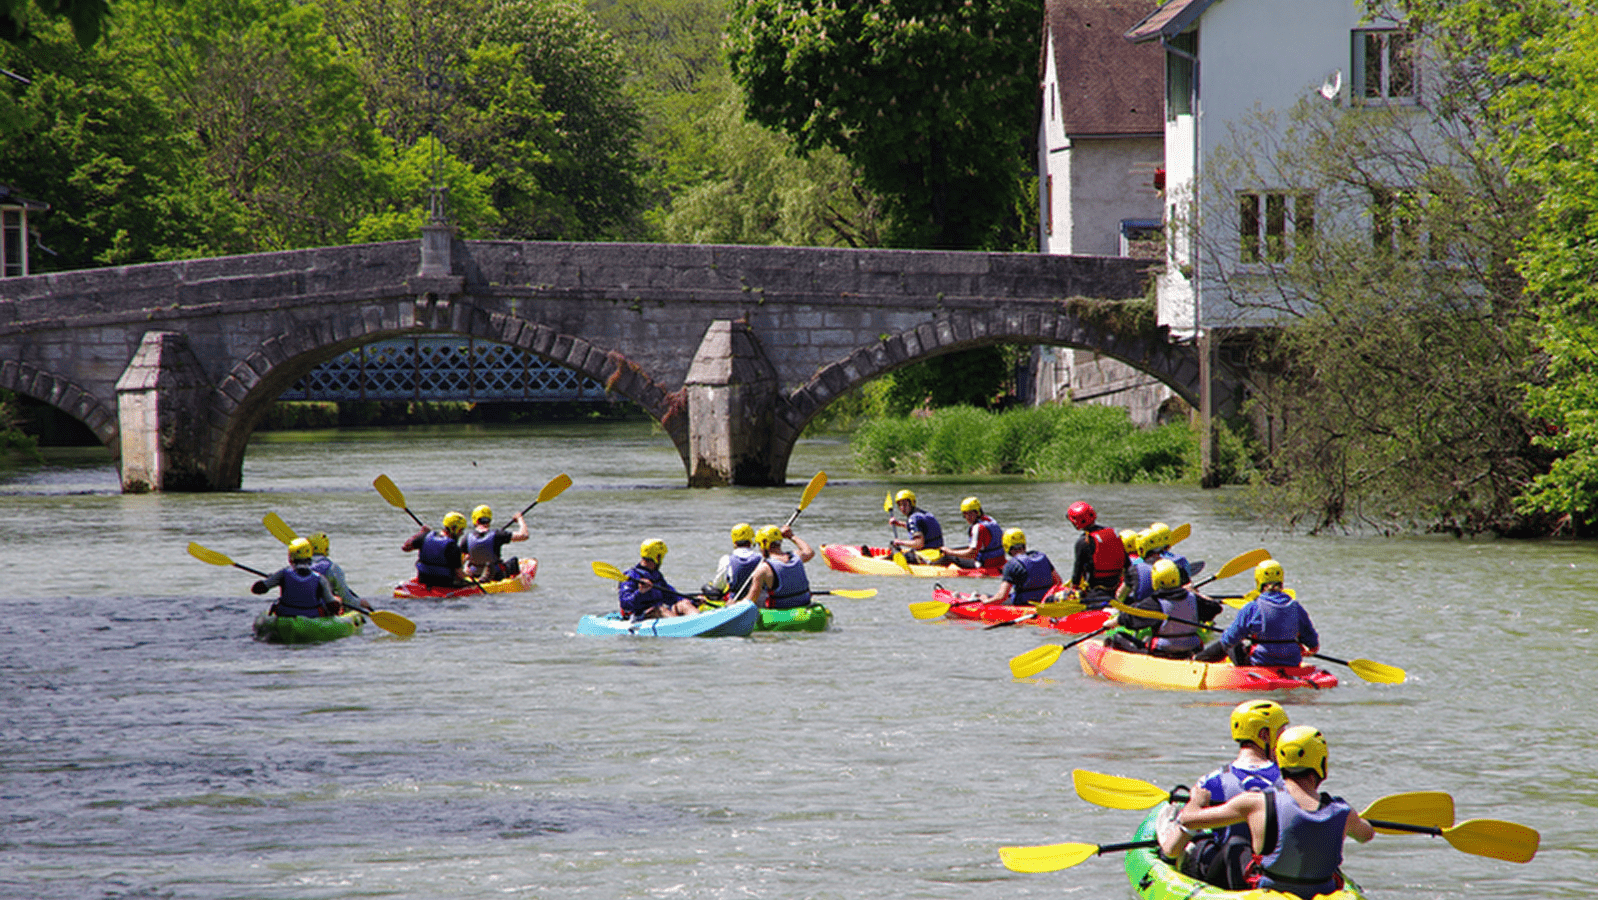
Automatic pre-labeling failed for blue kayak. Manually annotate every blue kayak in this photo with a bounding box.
[576,600,760,637]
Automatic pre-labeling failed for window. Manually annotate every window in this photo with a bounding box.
[1166,31,1196,120]
[1239,191,1315,263]
[2,209,23,278]
[1372,188,1438,259]
[1044,176,1053,236]
[1353,29,1416,104]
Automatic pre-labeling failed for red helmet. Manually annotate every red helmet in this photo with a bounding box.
[1067,501,1096,529]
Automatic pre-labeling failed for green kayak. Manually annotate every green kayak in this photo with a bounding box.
[1125,804,1368,900]
[757,603,832,632]
[252,610,364,644]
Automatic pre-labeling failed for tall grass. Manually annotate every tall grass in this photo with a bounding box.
[852,404,1201,483]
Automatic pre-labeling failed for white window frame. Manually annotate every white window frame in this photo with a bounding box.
[1352,28,1418,106]
[1238,190,1315,264]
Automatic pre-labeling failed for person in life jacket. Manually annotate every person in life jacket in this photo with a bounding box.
[973,528,1061,606]
[1066,500,1128,606]
[888,489,946,564]
[1167,726,1375,899]
[252,538,338,617]
[940,496,1007,573]
[307,531,371,611]
[1160,700,1291,890]
[1117,529,1155,605]
[1105,559,1219,658]
[619,538,698,619]
[748,524,816,610]
[1140,521,1193,584]
[458,504,529,581]
[402,511,469,588]
[1195,559,1319,666]
[706,522,765,602]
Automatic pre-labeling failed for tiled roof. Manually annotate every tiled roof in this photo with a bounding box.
[1046,0,1165,136]
[1124,0,1217,42]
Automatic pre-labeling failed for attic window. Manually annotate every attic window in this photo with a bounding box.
[1352,29,1416,105]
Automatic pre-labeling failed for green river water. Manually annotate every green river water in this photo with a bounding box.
[0,421,1591,899]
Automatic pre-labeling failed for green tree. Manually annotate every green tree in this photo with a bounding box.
[2,0,111,46]
[726,0,1042,250]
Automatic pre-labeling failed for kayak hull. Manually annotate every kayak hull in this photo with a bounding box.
[1126,804,1368,899]
[757,603,832,632]
[393,558,538,599]
[821,544,997,578]
[577,599,759,637]
[934,587,1111,635]
[252,611,364,644]
[1078,640,1338,691]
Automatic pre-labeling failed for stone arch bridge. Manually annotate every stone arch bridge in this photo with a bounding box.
[0,234,1241,492]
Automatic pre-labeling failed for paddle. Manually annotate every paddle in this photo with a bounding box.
[1191,547,1270,590]
[1109,598,1407,685]
[998,839,1156,873]
[373,474,487,594]
[1008,625,1112,678]
[263,511,298,545]
[783,471,827,528]
[982,599,1088,629]
[502,472,572,528]
[885,491,900,541]
[187,542,415,636]
[1363,817,1539,863]
[1170,522,1191,545]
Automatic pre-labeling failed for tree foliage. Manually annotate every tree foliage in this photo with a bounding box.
[726,0,1042,250]
[1,0,111,46]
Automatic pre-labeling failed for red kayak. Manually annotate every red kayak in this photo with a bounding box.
[392,558,538,599]
[933,586,1112,635]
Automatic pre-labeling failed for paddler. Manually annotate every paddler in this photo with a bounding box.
[1065,500,1129,607]
[888,489,945,564]
[308,531,371,611]
[402,510,469,588]
[1117,529,1154,604]
[619,538,697,619]
[251,537,339,617]
[705,523,765,603]
[939,496,1006,573]
[459,503,529,581]
[1161,700,1291,890]
[1139,521,1193,584]
[1105,559,1218,658]
[747,524,816,609]
[1194,559,1319,666]
[1168,726,1375,899]
[972,528,1060,606]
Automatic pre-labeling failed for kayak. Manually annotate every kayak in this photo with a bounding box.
[252,610,364,644]
[1126,804,1368,900]
[577,599,760,637]
[757,603,832,632]
[821,544,997,578]
[934,586,1111,635]
[392,558,538,599]
[1078,639,1338,691]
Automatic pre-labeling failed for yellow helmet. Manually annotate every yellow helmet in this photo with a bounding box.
[288,537,314,562]
[960,496,982,513]
[895,489,917,505]
[1001,527,1027,552]
[1275,725,1328,778]
[1254,558,1285,589]
[639,538,668,564]
[307,532,330,555]
[730,522,755,544]
[755,525,783,549]
[1230,700,1289,750]
[1141,522,1173,554]
[442,511,468,536]
[1150,559,1183,592]
[472,504,493,524]
[1120,529,1140,553]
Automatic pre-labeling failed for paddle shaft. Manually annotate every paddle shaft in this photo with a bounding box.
[1062,624,1112,651]
[234,561,270,578]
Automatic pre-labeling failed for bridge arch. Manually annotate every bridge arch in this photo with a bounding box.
[0,360,118,448]
[208,309,690,488]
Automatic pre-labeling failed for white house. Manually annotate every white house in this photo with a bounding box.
[1035,0,1176,425]
[0,185,48,278]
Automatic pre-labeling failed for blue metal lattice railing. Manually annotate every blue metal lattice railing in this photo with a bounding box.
[281,336,610,402]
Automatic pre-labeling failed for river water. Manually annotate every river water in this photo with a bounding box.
[0,421,1591,899]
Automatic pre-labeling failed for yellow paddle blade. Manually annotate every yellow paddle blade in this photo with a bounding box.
[909,601,951,620]
[1444,819,1539,863]
[1071,769,1171,810]
[1110,598,1164,620]
[826,588,877,599]
[1347,657,1407,684]
[1214,548,1270,581]
[1034,600,1085,618]
[1363,792,1454,831]
[187,542,233,567]
[367,609,417,637]
[1009,643,1065,678]
[883,491,892,512]
[890,551,912,572]
[372,474,406,508]
[591,560,626,582]
[1170,523,1191,545]
[537,473,573,503]
[998,842,1099,873]
[262,512,298,545]
[799,471,827,510]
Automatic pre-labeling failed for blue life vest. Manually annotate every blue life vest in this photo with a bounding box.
[907,509,943,548]
[1247,590,1307,666]
[618,563,675,616]
[1124,559,1154,602]
[1149,588,1202,654]
[1198,760,1283,846]
[276,564,326,617]
[1005,550,1056,606]
[971,516,1004,566]
[1257,789,1352,898]
[464,528,504,569]
[416,530,458,581]
[766,554,812,609]
[727,546,763,597]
